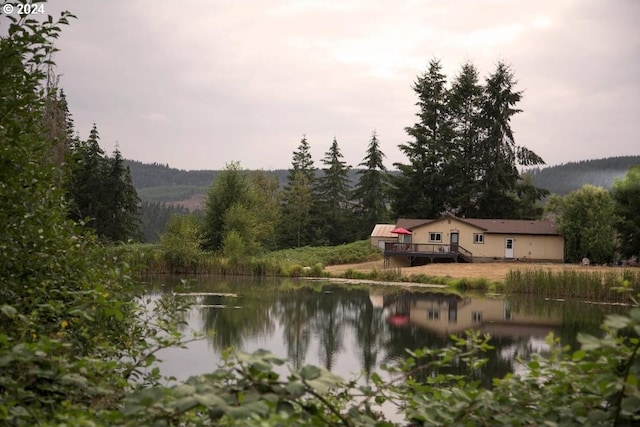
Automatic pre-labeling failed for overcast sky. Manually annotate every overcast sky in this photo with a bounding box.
[40,0,640,170]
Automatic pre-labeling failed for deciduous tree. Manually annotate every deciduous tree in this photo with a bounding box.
[612,165,640,260]
[547,184,616,263]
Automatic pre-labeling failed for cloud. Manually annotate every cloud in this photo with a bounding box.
[44,0,640,170]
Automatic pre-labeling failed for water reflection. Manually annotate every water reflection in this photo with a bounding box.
[145,275,626,385]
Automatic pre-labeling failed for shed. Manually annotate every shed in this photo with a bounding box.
[370,224,398,250]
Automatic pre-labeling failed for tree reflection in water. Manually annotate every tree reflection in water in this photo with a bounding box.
[145,275,626,385]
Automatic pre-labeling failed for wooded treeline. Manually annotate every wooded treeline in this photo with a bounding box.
[524,155,640,195]
[128,156,639,203]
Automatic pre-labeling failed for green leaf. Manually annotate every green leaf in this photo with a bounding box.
[621,395,640,415]
[577,333,603,351]
[300,365,321,381]
[193,393,226,408]
[604,314,630,329]
[572,350,587,361]
[285,381,306,397]
[0,305,17,317]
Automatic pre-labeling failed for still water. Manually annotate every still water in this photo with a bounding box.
[145,275,625,386]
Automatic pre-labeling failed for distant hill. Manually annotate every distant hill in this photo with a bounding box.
[526,156,640,195]
[126,155,640,206]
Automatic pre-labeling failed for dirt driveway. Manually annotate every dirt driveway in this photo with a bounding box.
[324,260,632,282]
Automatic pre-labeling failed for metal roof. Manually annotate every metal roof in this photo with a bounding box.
[370,224,398,238]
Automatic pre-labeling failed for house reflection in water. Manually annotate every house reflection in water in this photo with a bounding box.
[374,291,562,339]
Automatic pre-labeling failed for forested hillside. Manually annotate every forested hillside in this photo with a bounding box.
[526,156,640,195]
[128,155,640,203]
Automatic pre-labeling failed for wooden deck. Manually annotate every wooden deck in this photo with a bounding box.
[384,242,472,267]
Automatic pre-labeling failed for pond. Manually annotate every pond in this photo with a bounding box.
[145,275,627,386]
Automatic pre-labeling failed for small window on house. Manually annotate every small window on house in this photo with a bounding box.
[473,233,484,244]
[472,311,483,323]
[427,309,439,321]
[429,232,442,243]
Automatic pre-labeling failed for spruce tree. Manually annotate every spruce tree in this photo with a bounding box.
[103,146,141,242]
[279,136,317,247]
[67,125,141,241]
[316,137,351,245]
[68,123,107,227]
[475,62,545,218]
[448,62,484,217]
[352,131,390,237]
[392,59,454,218]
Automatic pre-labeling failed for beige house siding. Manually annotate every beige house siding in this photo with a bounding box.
[408,297,561,335]
[479,234,565,261]
[406,217,564,262]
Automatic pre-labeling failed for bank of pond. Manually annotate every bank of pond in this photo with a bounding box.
[145,275,636,388]
[117,243,640,301]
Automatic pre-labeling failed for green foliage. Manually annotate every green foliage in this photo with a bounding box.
[265,240,382,268]
[159,214,203,273]
[612,165,640,260]
[547,184,617,263]
[140,201,190,243]
[203,163,280,254]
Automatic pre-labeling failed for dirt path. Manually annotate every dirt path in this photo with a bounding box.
[324,260,633,282]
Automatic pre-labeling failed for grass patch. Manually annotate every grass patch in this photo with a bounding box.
[263,240,383,267]
[505,268,640,302]
[114,240,380,277]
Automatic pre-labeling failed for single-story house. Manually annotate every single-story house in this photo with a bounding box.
[384,214,564,267]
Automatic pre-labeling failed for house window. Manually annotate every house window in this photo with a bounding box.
[429,232,442,243]
[427,309,439,321]
[472,311,483,323]
[473,233,484,244]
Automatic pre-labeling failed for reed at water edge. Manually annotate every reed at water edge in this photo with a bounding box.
[505,269,640,302]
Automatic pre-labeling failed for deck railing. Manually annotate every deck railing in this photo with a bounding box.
[384,242,472,259]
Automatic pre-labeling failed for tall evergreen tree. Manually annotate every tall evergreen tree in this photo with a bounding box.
[68,123,107,226]
[391,59,454,218]
[352,131,390,237]
[66,125,141,241]
[448,62,484,217]
[103,146,141,242]
[288,135,315,184]
[475,62,545,218]
[279,136,317,248]
[316,137,351,245]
